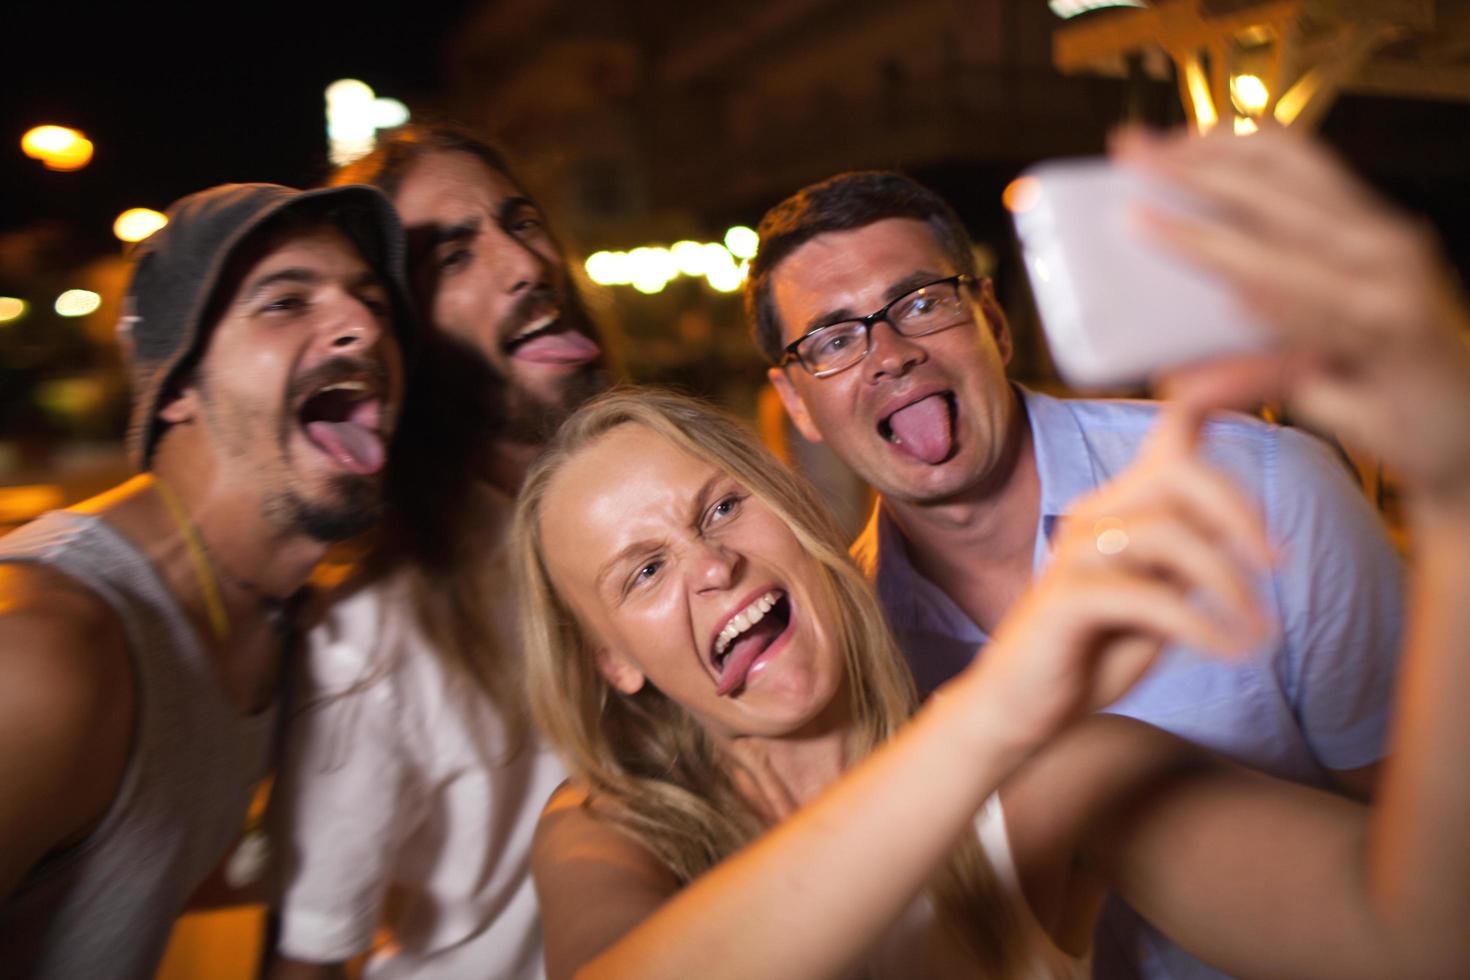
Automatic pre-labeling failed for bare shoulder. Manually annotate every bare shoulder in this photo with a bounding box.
[0,561,133,709]
[533,782,680,888]
[0,561,135,893]
[533,782,682,979]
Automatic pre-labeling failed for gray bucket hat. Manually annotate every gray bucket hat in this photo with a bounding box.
[119,182,415,471]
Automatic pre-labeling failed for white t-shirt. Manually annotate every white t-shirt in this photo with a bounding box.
[271,498,565,979]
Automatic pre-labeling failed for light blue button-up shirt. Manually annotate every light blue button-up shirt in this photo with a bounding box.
[852,386,1404,978]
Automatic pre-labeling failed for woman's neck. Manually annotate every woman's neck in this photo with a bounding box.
[721,721,854,824]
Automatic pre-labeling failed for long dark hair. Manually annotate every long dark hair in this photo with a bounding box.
[323,124,548,752]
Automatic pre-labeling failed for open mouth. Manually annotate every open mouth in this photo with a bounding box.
[297,377,388,476]
[878,391,958,465]
[504,309,601,365]
[504,310,562,352]
[710,589,793,697]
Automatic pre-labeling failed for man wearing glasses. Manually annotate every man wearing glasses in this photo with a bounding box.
[745,169,1403,979]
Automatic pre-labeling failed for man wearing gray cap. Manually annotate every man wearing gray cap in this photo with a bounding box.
[0,181,411,978]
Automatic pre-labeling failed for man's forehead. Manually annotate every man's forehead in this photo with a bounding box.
[392,150,528,224]
[222,224,373,301]
[770,217,950,336]
[248,223,368,272]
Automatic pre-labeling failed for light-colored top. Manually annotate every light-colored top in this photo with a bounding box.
[871,795,1089,979]
[853,387,1404,978]
[0,511,276,979]
[271,491,566,980]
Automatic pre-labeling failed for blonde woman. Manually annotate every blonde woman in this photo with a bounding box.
[515,130,1470,979]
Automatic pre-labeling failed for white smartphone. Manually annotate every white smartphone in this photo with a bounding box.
[1008,157,1269,390]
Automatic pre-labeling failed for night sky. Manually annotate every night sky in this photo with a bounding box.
[3,0,475,251]
[5,2,1468,267]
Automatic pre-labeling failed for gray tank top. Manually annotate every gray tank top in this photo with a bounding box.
[0,511,277,979]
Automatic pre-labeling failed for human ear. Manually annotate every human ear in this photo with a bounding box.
[156,384,201,424]
[767,369,824,445]
[594,645,647,695]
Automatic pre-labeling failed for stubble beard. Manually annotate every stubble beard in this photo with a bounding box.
[267,475,384,542]
[270,357,391,542]
[199,378,386,544]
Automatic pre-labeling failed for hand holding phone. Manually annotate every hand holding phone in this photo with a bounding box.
[1009,158,1268,390]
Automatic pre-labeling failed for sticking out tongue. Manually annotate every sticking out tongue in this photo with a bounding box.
[513,330,601,365]
[305,420,386,475]
[715,614,786,697]
[886,394,954,464]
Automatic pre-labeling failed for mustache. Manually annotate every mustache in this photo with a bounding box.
[287,357,390,406]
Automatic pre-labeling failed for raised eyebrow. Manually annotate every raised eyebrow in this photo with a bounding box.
[801,271,950,333]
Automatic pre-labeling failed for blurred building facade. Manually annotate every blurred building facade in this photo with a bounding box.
[428,0,1469,392]
[430,0,1153,393]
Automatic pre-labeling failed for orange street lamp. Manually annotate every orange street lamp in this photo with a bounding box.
[21,125,94,171]
[114,208,168,243]
[0,297,27,324]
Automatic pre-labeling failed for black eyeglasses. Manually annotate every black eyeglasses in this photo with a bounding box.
[777,275,975,377]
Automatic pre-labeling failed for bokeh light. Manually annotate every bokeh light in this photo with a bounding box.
[671,240,709,276]
[1231,74,1270,116]
[54,289,102,317]
[21,125,94,171]
[587,238,755,294]
[723,226,759,260]
[628,246,677,294]
[585,250,632,286]
[1002,176,1042,214]
[114,208,169,243]
[326,79,411,166]
[372,98,410,129]
[0,297,27,323]
[702,245,741,293]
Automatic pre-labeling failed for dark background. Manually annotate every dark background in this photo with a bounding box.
[3,0,1468,529]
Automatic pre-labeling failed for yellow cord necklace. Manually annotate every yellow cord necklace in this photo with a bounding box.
[153,476,231,643]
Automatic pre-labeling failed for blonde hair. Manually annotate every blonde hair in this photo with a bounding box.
[514,388,1019,973]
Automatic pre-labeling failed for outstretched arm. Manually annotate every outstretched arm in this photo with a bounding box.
[1045,124,1470,978]
[533,410,1272,980]
[1022,514,1470,980]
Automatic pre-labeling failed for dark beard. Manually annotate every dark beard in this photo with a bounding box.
[272,475,383,542]
[494,288,609,443]
[428,292,608,446]
[379,307,607,570]
[498,358,611,445]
